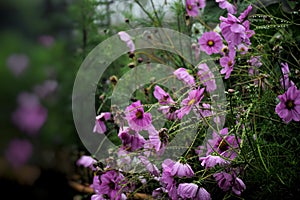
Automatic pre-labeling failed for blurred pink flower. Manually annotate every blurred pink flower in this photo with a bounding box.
[93,112,111,134]
[38,35,55,47]
[76,155,97,170]
[173,68,195,86]
[197,63,217,92]
[118,31,135,53]
[6,54,29,77]
[12,92,47,135]
[216,0,237,14]
[5,138,33,169]
[33,79,58,99]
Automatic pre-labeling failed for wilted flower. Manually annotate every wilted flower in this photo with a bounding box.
[216,0,237,14]
[138,156,160,176]
[173,68,195,86]
[197,187,211,200]
[199,155,229,168]
[213,171,246,196]
[93,112,111,134]
[171,161,194,178]
[197,63,217,92]
[118,126,146,151]
[118,31,135,53]
[153,85,175,105]
[280,62,295,90]
[198,31,223,55]
[275,85,300,123]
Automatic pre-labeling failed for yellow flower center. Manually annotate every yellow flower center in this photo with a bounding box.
[188,99,196,106]
[207,40,214,47]
[188,5,192,11]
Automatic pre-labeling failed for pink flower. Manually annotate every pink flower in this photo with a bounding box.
[186,0,199,17]
[118,126,146,151]
[173,68,195,86]
[125,100,152,131]
[12,92,47,135]
[138,156,160,176]
[76,155,97,170]
[38,35,55,47]
[6,54,29,77]
[199,155,229,168]
[93,112,111,134]
[220,55,235,79]
[216,0,237,14]
[197,63,217,92]
[153,85,175,105]
[237,43,249,54]
[177,183,198,199]
[197,187,211,200]
[118,31,135,53]
[158,105,178,121]
[196,0,206,9]
[280,62,295,90]
[33,79,58,99]
[198,31,223,55]
[275,85,300,123]
[171,162,194,178]
[5,138,33,169]
[177,87,205,119]
[213,171,246,196]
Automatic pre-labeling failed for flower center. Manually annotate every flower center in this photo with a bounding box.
[218,139,228,152]
[108,181,115,190]
[227,60,233,66]
[188,5,192,11]
[285,100,295,110]
[135,110,143,119]
[169,106,177,113]
[188,98,196,106]
[207,40,214,47]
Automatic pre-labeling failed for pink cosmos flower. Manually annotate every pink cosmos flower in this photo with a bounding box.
[76,155,97,170]
[186,0,199,17]
[237,43,249,54]
[191,43,201,60]
[196,0,206,9]
[93,112,111,134]
[125,100,152,131]
[206,128,240,160]
[118,31,135,53]
[118,126,146,151]
[12,92,47,135]
[6,54,29,77]
[275,85,300,123]
[197,187,211,200]
[171,162,194,178]
[220,54,235,79]
[161,159,178,199]
[158,105,178,121]
[93,170,127,200]
[177,183,198,199]
[216,0,237,14]
[219,5,254,46]
[213,171,246,196]
[173,68,195,86]
[153,85,175,105]
[199,155,229,168]
[197,63,217,92]
[5,138,33,169]
[198,31,223,55]
[176,87,205,119]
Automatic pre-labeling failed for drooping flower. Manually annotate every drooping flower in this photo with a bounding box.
[118,31,135,53]
[5,138,33,169]
[232,177,246,196]
[125,100,152,131]
[197,63,217,92]
[76,155,97,170]
[6,54,29,77]
[198,31,223,55]
[95,170,127,200]
[219,5,254,46]
[176,87,205,119]
[173,68,195,86]
[118,126,146,152]
[153,85,175,105]
[216,0,237,14]
[11,92,47,135]
[280,62,295,90]
[138,156,160,177]
[275,85,300,123]
[197,187,211,200]
[177,183,198,199]
[93,112,111,134]
[161,159,178,200]
[213,171,246,196]
[199,155,229,168]
[171,161,194,178]
[186,0,199,17]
